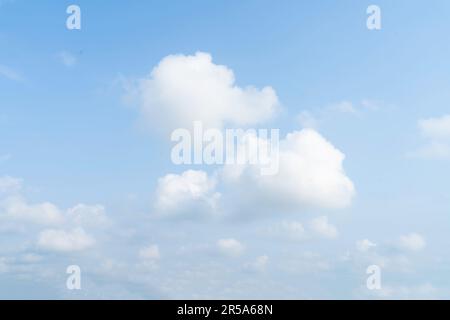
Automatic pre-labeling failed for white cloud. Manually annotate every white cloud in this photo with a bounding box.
[296,100,380,129]
[309,216,338,239]
[138,53,355,217]
[0,64,23,81]
[37,228,95,252]
[356,239,377,252]
[0,176,110,240]
[58,51,77,67]
[67,204,109,228]
[345,233,428,275]
[398,233,426,252]
[217,238,245,257]
[155,170,220,217]
[223,129,355,211]
[0,176,22,193]
[415,114,450,159]
[269,218,339,241]
[130,52,279,131]
[154,129,354,218]
[0,195,64,226]
[139,244,160,260]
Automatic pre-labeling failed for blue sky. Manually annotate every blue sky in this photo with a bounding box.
[1,0,450,299]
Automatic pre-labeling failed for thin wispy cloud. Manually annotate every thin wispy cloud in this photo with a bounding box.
[0,65,23,81]
[57,51,77,67]
[297,99,382,129]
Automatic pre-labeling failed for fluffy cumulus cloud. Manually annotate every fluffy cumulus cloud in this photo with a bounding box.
[130,52,279,130]
[0,51,366,297]
[416,114,450,159]
[0,195,64,226]
[222,129,355,212]
[135,53,355,219]
[37,228,95,252]
[398,233,426,252]
[153,128,354,219]
[0,176,108,256]
[1,195,108,228]
[217,238,245,257]
[155,170,221,217]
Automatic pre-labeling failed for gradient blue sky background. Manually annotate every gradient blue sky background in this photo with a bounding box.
[1,0,450,299]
